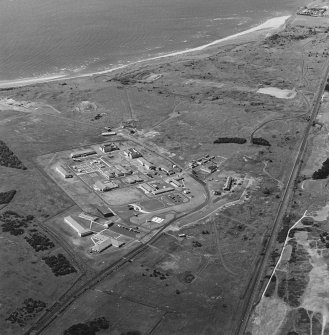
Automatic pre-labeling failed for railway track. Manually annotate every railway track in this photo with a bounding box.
[25,174,210,335]
[234,57,329,335]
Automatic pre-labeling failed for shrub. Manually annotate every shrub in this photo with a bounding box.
[25,232,55,252]
[312,158,329,179]
[252,137,271,146]
[64,317,109,335]
[1,211,34,236]
[6,298,46,326]
[42,254,76,276]
[213,137,246,144]
[0,140,26,169]
[0,190,16,204]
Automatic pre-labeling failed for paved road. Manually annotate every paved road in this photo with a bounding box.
[234,57,329,335]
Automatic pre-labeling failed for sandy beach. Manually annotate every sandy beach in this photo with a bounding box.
[0,15,290,89]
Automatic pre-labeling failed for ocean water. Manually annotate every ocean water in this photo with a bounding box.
[0,0,303,82]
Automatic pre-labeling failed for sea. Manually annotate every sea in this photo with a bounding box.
[0,0,304,83]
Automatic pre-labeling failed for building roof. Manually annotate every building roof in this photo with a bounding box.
[64,216,92,235]
[109,225,136,238]
[70,149,96,157]
[56,165,72,177]
[97,205,114,216]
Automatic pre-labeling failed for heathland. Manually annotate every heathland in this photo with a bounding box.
[1,4,329,335]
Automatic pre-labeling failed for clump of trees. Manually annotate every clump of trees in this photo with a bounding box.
[6,298,46,326]
[277,214,297,243]
[252,137,271,146]
[0,190,16,204]
[148,269,169,280]
[42,254,76,276]
[325,79,329,91]
[312,158,329,179]
[213,137,246,144]
[25,232,55,252]
[0,140,26,169]
[64,317,109,335]
[1,211,34,236]
[320,232,329,248]
[192,241,202,247]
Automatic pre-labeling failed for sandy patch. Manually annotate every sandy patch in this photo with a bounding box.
[311,203,329,221]
[257,87,297,99]
[250,297,291,335]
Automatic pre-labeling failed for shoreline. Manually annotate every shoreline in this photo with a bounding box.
[0,15,291,90]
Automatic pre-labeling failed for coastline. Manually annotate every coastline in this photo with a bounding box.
[0,15,291,89]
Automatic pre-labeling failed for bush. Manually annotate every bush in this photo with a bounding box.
[312,158,329,179]
[25,232,55,252]
[42,254,76,276]
[277,214,297,243]
[64,317,109,335]
[252,137,271,146]
[0,190,16,204]
[6,298,46,326]
[0,140,26,169]
[1,211,34,236]
[213,137,246,144]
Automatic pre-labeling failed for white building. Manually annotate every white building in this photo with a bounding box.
[64,216,92,237]
[56,165,73,178]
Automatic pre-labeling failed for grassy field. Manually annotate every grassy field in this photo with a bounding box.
[0,13,328,335]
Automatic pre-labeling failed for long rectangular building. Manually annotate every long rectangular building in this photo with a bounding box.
[99,143,119,153]
[91,238,112,253]
[152,186,175,195]
[94,180,118,192]
[137,157,156,170]
[56,165,73,178]
[223,176,233,191]
[78,212,99,222]
[64,216,92,237]
[70,149,96,159]
[97,205,114,217]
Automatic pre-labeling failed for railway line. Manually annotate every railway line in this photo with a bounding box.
[25,171,210,335]
[235,57,329,335]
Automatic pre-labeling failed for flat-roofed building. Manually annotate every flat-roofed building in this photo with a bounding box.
[92,230,125,251]
[94,180,118,192]
[169,179,182,188]
[101,131,116,136]
[223,176,233,191]
[158,164,175,175]
[78,212,99,222]
[64,216,92,237]
[125,176,137,184]
[91,238,112,253]
[125,175,143,184]
[111,167,123,177]
[102,170,115,179]
[70,149,96,158]
[139,183,154,194]
[152,186,175,195]
[124,148,142,159]
[56,165,73,178]
[97,205,114,217]
[137,157,156,170]
[111,237,125,247]
[115,165,130,175]
[109,225,136,238]
[99,142,119,153]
